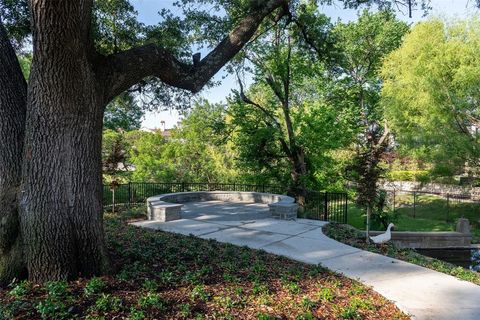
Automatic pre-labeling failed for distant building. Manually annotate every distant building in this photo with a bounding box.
[140,121,173,139]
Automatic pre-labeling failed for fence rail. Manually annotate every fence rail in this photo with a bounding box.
[301,191,348,223]
[383,189,479,223]
[103,182,347,223]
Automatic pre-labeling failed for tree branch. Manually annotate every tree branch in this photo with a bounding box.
[100,0,289,103]
[376,122,390,148]
[236,76,281,130]
[236,74,291,157]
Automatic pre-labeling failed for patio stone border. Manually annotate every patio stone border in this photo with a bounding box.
[146,191,298,222]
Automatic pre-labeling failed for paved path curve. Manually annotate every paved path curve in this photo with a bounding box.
[133,201,480,320]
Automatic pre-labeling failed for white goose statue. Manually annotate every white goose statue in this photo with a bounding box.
[370,223,395,244]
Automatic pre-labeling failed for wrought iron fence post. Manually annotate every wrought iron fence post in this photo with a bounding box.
[128,182,131,207]
[182,182,185,192]
[324,192,328,221]
[112,188,115,215]
[392,190,396,214]
[446,193,450,222]
[413,191,416,218]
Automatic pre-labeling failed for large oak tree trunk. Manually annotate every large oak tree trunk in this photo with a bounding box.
[0,21,27,284]
[19,0,108,282]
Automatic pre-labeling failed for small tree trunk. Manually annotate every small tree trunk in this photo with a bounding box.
[366,205,371,243]
[290,148,308,207]
[0,21,27,284]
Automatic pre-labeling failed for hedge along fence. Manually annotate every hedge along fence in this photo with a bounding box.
[102,182,347,223]
[385,170,431,182]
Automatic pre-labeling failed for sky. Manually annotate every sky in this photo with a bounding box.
[133,0,477,129]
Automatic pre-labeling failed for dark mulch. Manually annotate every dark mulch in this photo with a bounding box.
[0,211,409,319]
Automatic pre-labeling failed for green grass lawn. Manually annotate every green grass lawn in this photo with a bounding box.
[347,194,480,242]
[0,208,407,320]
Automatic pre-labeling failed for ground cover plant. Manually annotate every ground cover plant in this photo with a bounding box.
[0,209,408,319]
[324,223,480,286]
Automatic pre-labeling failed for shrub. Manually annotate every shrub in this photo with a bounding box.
[142,279,158,292]
[9,280,32,299]
[36,297,68,319]
[126,307,145,320]
[257,313,276,320]
[138,292,163,309]
[386,170,430,182]
[35,281,71,319]
[301,296,315,310]
[340,305,361,319]
[296,313,317,320]
[84,277,107,296]
[93,294,122,313]
[317,287,334,302]
[252,281,269,295]
[179,303,191,317]
[190,285,211,302]
[45,281,68,298]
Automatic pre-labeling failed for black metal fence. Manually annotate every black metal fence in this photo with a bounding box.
[384,189,479,223]
[103,182,347,223]
[301,191,348,223]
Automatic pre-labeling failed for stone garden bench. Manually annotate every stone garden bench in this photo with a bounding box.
[147,200,183,222]
[146,191,298,222]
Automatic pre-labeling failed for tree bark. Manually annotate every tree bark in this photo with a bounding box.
[289,148,308,207]
[0,20,27,284]
[19,0,108,282]
[366,205,371,243]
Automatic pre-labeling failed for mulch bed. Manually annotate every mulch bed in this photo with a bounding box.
[0,212,409,319]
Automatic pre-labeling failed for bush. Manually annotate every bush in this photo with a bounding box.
[9,281,32,299]
[386,170,430,182]
[84,277,106,297]
[370,209,399,231]
[36,298,69,319]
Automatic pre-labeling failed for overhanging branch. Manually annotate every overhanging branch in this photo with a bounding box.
[100,0,289,103]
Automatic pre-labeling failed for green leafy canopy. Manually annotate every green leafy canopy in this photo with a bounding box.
[381,16,480,176]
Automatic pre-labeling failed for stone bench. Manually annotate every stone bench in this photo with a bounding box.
[268,202,298,220]
[147,200,183,222]
[146,191,298,222]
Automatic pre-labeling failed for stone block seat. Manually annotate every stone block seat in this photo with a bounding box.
[146,191,298,222]
[147,201,183,222]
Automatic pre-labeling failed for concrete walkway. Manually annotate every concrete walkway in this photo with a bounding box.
[133,201,480,320]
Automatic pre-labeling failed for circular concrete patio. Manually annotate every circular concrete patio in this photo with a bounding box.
[181,200,270,222]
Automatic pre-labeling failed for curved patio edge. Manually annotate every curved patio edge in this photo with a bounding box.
[146,191,299,222]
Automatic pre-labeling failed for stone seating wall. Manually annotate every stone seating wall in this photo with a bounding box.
[147,191,298,222]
